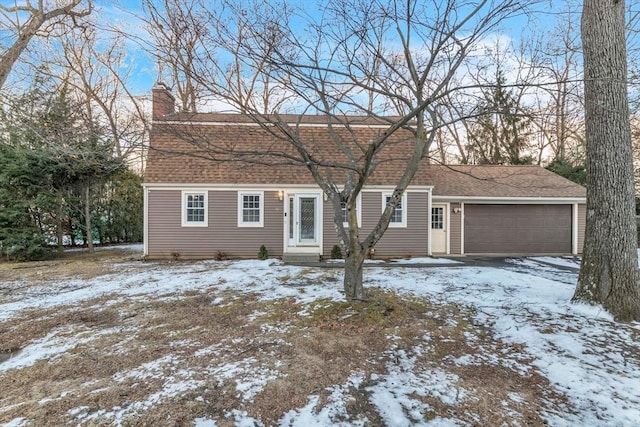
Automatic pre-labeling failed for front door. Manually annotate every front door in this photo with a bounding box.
[431,204,447,253]
[287,194,321,248]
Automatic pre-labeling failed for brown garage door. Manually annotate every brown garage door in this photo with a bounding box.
[464,204,572,254]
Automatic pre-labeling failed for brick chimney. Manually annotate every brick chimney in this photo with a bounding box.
[152,82,175,119]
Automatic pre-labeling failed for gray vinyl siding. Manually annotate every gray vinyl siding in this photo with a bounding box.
[147,189,283,259]
[578,203,586,253]
[450,203,462,254]
[322,192,429,258]
[361,192,429,258]
[322,200,342,257]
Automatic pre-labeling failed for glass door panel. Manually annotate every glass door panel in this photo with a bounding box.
[288,196,294,241]
[298,197,316,242]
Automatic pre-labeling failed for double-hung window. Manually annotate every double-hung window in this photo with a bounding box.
[182,191,208,227]
[238,191,264,227]
[340,194,362,227]
[382,192,407,228]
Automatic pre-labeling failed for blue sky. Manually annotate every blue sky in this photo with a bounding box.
[88,0,572,97]
[0,0,592,100]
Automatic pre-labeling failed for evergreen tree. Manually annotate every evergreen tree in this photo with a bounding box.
[99,170,144,243]
[0,144,51,260]
[0,83,125,260]
[467,71,533,165]
[545,158,586,185]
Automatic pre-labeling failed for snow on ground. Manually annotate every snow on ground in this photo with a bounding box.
[527,256,581,269]
[390,257,463,265]
[2,251,640,426]
[504,257,578,285]
[326,257,462,265]
[64,243,144,253]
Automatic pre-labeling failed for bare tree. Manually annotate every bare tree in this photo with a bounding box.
[195,0,295,113]
[140,0,290,114]
[573,0,640,321]
[0,0,91,89]
[143,0,207,113]
[530,2,585,164]
[52,26,148,165]
[155,0,524,301]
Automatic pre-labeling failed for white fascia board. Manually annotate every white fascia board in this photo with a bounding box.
[144,183,319,191]
[144,183,434,192]
[362,185,433,193]
[432,196,586,204]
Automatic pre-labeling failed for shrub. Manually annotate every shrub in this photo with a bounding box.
[331,244,343,259]
[258,245,269,260]
[2,232,50,262]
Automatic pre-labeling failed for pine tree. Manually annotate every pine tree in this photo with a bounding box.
[467,71,533,165]
[0,84,125,259]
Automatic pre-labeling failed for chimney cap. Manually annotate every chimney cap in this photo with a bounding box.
[154,80,171,90]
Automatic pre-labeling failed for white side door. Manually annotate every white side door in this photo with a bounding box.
[431,204,447,253]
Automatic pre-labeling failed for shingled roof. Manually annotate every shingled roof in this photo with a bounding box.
[146,113,585,200]
[426,165,586,198]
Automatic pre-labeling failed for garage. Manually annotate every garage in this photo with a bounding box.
[464,204,572,254]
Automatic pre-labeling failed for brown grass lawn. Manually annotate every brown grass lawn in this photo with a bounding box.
[0,249,572,426]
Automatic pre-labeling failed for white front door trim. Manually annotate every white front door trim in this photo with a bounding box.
[283,191,323,255]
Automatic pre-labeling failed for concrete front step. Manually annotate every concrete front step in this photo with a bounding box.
[282,253,320,263]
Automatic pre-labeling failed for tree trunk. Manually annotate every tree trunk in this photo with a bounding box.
[344,248,366,301]
[0,1,88,90]
[85,185,94,253]
[573,0,640,321]
[56,199,64,253]
[69,218,76,246]
[0,25,37,90]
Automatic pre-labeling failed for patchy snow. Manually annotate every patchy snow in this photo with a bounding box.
[391,257,463,265]
[0,327,118,373]
[326,257,463,265]
[528,256,581,269]
[193,418,217,427]
[504,257,578,284]
[64,243,144,253]
[281,373,368,427]
[2,418,26,427]
[2,253,640,426]
[367,346,465,426]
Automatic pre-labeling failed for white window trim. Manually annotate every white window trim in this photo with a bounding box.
[181,190,208,227]
[382,192,408,228]
[238,191,264,227]
[341,194,362,227]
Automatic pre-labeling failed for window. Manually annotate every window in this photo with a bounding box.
[431,207,444,229]
[182,191,208,227]
[382,193,407,228]
[340,194,362,227]
[238,191,264,227]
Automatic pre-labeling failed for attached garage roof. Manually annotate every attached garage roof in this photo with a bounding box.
[426,165,586,199]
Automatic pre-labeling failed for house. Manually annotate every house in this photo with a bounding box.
[144,85,586,260]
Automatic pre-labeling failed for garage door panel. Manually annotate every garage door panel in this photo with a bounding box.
[464,204,571,254]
